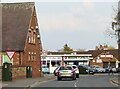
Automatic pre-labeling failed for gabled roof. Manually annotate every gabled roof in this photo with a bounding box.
[88,49,118,59]
[1,2,34,51]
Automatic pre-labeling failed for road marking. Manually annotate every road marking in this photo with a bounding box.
[29,78,56,88]
[74,82,77,87]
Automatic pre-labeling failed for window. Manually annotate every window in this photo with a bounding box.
[34,52,36,61]
[33,33,36,43]
[28,32,31,43]
[28,52,36,62]
[28,52,31,61]
[28,29,36,44]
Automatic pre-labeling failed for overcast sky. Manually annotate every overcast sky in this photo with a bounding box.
[1,0,119,51]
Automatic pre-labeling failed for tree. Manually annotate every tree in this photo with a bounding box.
[107,45,116,50]
[63,44,73,52]
[112,1,120,68]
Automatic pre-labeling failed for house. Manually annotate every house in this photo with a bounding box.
[88,49,118,68]
[1,2,42,79]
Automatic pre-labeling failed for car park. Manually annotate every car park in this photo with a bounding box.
[57,65,76,80]
[41,65,50,74]
[78,65,95,74]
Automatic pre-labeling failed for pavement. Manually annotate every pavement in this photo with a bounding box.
[1,74,56,88]
[110,77,120,86]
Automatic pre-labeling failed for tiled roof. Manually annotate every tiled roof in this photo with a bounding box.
[1,2,34,51]
[47,49,118,59]
[88,49,118,59]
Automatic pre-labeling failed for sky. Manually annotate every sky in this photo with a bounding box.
[1,0,119,51]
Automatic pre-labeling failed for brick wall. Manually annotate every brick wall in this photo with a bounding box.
[12,66,26,79]
[21,9,41,78]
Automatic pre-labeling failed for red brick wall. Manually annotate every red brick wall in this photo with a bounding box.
[12,65,26,79]
[90,58,103,67]
[22,9,42,78]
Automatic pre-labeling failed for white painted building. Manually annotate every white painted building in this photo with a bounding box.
[41,52,93,73]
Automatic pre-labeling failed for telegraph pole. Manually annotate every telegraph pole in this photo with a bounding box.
[118,1,120,68]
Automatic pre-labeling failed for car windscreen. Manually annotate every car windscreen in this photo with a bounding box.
[72,66,77,69]
[96,66,101,68]
[59,66,72,70]
[42,66,48,68]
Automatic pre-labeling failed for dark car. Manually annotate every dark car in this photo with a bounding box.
[78,65,94,74]
[104,67,110,73]
[104,66,117,73]
[116,67,120,73]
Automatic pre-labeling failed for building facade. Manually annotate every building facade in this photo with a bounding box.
[41,51,93,73]
[41,50,118,73]
[1,2,42,79]
[89,50,118,68]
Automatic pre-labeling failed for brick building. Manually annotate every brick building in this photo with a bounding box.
[88,50,118,68]
[1,2,42,79]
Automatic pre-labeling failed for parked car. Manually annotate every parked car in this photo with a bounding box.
[78,65,95,74]
[112,67,117,73]
[54,66,60,76]
[71,65,79,78]
[116,67,120,73]
[91,65,105,73]
[41,65,50,74]
[57,65,76,80]
[104,67,110,73]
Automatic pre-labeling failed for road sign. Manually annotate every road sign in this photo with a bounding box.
[5,50,15,60]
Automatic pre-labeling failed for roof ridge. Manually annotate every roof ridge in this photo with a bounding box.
[2,2,34,10]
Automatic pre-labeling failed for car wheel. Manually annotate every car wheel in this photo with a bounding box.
[73,75,76,80]
[76,74,79,78]
[57,77,62,80]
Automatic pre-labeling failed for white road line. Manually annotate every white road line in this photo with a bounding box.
[74,82,77,87]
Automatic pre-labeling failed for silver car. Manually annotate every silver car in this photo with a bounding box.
[71,65,79,78]
[91,65,105,73]
[57,65,76,80]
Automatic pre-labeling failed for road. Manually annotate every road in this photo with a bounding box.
[31,74,119,88]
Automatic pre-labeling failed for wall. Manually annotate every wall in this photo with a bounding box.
[12,65,26,79]
[22,9,42,78]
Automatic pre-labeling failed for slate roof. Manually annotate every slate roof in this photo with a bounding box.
[1,2,34,51]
